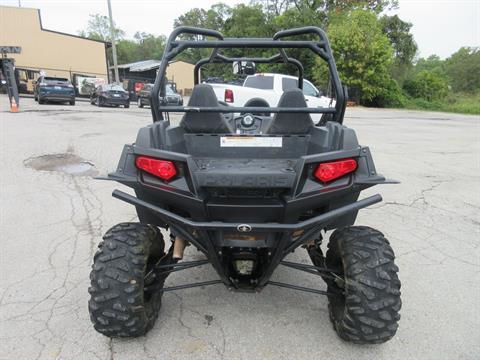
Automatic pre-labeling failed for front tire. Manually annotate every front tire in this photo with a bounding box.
[88,223,165,338]
[326,226,401,344]
[69,100,75,106]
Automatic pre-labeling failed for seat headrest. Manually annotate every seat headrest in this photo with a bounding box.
[243,97,270,117]
[188,84,221,107]
[266,89,313,134]
[180,84,234,134]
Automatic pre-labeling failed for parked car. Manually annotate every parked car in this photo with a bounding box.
[137,83,183,108]
[34,76,75,105]
[137,83,153,108]
[209,73,333,123]
[90,84,130,108]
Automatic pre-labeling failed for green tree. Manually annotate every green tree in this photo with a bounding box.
[413,55,445,75]
[133,32,167,60]
[444,47,480,93]
[173,4,232,66]
[115,40,138,64]
[224,4,271,37]
[403,70,448,101]
[313,10,394,103]
[380,15,416,66]
[173,4,231,34]
[115,33,167,64]
[380,14,417,85]
[78,14,125,41]
[258,0,398,21]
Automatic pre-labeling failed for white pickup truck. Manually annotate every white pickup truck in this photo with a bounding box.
[209,73,334,122]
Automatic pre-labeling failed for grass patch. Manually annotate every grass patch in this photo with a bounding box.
[403,92,480,115]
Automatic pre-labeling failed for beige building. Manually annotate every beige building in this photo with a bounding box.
[0,5,109,93]
[166,60,195,95]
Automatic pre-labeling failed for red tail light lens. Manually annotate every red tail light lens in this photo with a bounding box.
[135,156,177,181]
[224,89,234,103]
[314,158,357,183]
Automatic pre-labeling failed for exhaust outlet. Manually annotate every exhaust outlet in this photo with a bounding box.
[173,236,186,260]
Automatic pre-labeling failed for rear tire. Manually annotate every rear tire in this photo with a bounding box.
[88,223,165,338]
[70,100,75,106]
[326,226,401,344]
[137,98,144,108]
[124,103,130,109]
[38,98,45,104]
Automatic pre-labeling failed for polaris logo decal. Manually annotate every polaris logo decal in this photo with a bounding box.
[198,174,293,187]
[237,224,252,232]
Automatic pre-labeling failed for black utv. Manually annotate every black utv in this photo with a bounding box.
[89,26,401,344]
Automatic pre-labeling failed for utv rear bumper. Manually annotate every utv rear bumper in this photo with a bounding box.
[113,189,381,233]
[113,189,382,287]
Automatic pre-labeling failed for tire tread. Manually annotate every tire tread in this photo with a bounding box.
[88,223,164,338]
[326,226,401,344]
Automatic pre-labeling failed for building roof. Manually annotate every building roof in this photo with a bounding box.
[116,59,194,72]
[117,60,162,72]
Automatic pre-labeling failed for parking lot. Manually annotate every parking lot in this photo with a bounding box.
[0,95,479,360]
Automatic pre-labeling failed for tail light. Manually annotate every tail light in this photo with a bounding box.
[224,89,234,103]
[135,82,144,93]
[314,158,357,183]
[135,156,177,181]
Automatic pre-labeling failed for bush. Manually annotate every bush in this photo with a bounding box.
[403,70,448,101]
[366,78,406,107]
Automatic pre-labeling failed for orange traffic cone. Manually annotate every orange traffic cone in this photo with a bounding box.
[10,97,19,113]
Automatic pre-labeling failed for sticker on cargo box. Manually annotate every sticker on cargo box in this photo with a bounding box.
[220,136,282,148]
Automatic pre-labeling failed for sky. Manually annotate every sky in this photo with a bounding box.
[3,0,479,59]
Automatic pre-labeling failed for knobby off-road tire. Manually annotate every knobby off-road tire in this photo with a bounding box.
[326,226,401,344]
[88,223,165,338]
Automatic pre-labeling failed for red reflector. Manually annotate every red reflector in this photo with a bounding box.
[224,89,234,103]
[314,158,357,183]
[135,156,177,181]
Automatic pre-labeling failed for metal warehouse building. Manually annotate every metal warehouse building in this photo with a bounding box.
[0,6,109,94]
[116,60,196,96]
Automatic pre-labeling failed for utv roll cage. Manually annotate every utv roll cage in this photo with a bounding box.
[151,26,347,123]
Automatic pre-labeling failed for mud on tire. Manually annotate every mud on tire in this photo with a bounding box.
[326,226,401,344]
[88,223,165,338]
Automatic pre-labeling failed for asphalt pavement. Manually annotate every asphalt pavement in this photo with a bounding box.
[0,96,479,359]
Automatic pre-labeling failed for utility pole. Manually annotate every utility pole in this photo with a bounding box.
[107,0,119,83]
